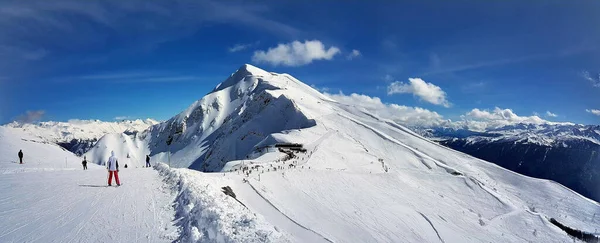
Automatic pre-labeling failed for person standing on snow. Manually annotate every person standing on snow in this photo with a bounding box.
[106,151,121,186]
[82,156,88,170]
[18,150,23,164]
[145,155,151,168]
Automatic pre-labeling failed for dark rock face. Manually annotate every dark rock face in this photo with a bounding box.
[57,138,98,156]
[439,137,600,202]
[418,123,600,202]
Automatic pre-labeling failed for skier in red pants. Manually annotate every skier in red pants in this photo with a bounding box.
[106,151,121,186]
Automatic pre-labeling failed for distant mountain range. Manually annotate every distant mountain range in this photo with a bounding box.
[418,123,600,202]
[4,119,157,155]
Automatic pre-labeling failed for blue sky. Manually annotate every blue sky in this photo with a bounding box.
[1,0,599,126]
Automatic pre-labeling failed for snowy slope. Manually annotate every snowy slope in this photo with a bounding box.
[80,64,600,242]
[424,124,600,202]
[84,132,150,168]
[87,65,325,171]
[3,119,158,155]
[0,126,102,173]
[0,168,178,242]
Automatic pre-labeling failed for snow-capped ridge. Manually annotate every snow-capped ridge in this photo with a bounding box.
[212,64,272,93]
[2,118,158,155]
[130,63,338,171]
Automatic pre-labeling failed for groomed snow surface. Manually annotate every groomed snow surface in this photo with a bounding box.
[0,168,178,242]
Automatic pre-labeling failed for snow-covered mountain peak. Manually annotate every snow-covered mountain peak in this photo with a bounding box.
[212,64,272,93]
[136,64,334,170]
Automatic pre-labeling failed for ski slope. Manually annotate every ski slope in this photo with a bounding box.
[0,127,178,242]
[0,168,178,242]
[0,126,103,174]
[2,64,599,242]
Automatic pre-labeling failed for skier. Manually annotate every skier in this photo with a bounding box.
[145,155,151,168]
[18,149,23,164]
[82,156,88,170]
[106,151,121,186]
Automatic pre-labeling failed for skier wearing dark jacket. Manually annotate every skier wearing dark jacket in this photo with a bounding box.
[145,155,151,168]
[18,150,23,164]
[82,156,88,170]
[106,151,120,186]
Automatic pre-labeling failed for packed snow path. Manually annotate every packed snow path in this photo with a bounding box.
[0,168,177,242]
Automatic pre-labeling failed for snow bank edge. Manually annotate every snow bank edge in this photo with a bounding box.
[155,163,290,243]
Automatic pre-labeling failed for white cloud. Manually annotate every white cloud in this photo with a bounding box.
[114,116,131,120]
[465,107,543,122]
[228,44,251,53]
[310,84,331,93]
[324,92,445,127]
[586,109,600,116]
[346,49,361,60]
[545,111,558,117]
[252,40,340,66]
[322,91,573,131]
[581,71,600,88]
[13,110,45,123]
[387,78,450,107]
[459,107,569,131]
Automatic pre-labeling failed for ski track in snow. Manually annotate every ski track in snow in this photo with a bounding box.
[339,113,457,173]
[245,181,333,243]
[0,169,177,243]
[417,212,445,243]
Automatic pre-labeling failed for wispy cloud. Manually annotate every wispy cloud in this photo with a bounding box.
[310,84,332,93]
[114,116,131,120]
[346,49,361,60]
[545,111,558,117]
[70,71,211,83]
[13,110,45,123]
[381,38,398,52]
[229,44,252,53]
[461,81,487,94]
[387,78,451,107]
[0,0,302,77]
[252,40,340,66]
[581,71,600,88]
[0,45,48,61]
[383,74,394,82]
[586,109,600,116]
[425,46,596,76]
[228,41,260,53]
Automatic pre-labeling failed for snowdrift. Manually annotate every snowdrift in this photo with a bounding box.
[155,163,289,242]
